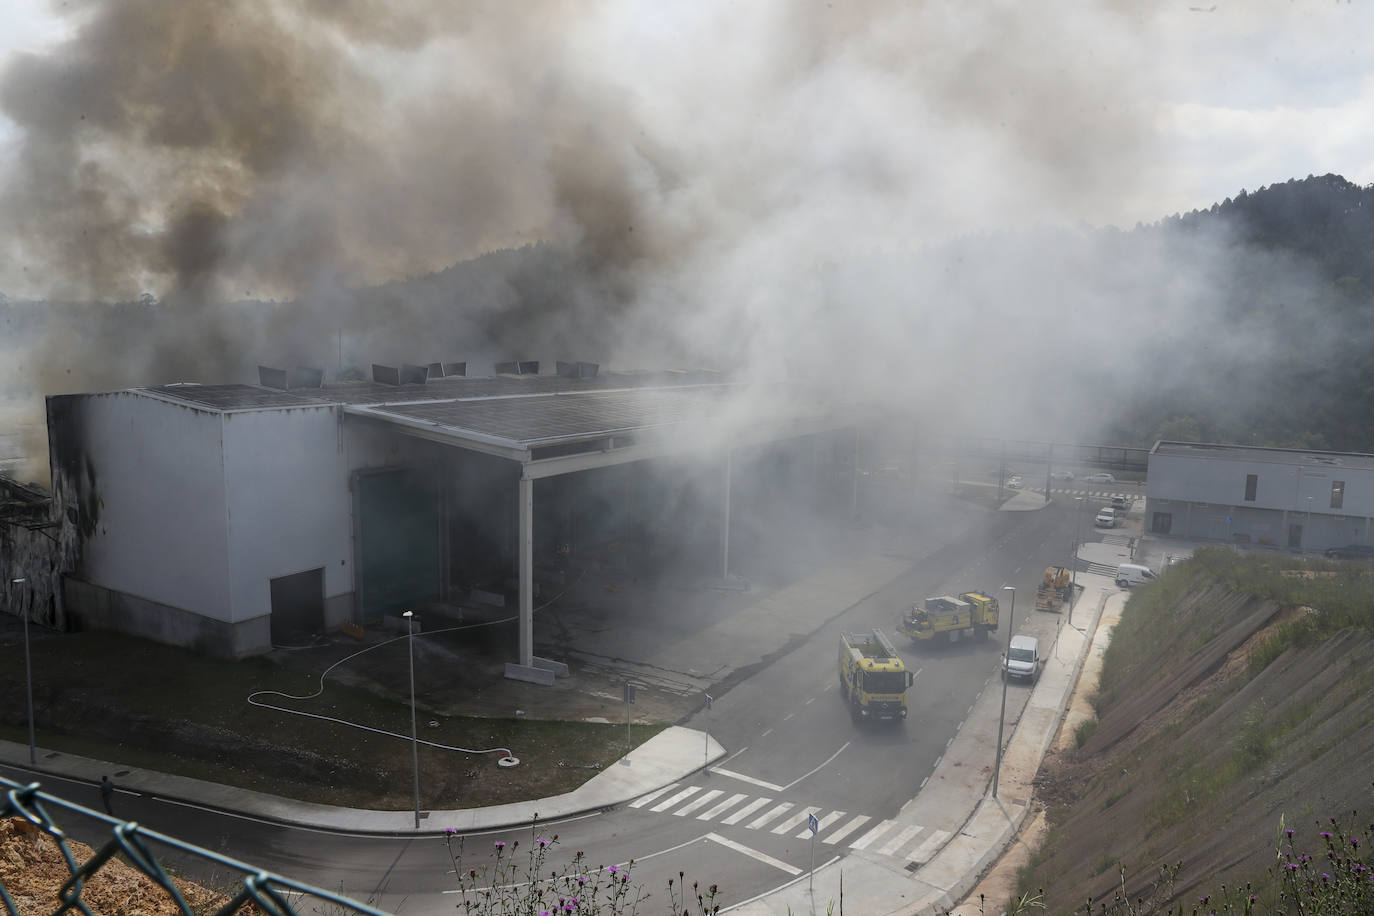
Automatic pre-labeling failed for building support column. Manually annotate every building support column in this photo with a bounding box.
[720,450,732,581]
[505,472,569,685]
[851,428,861,518]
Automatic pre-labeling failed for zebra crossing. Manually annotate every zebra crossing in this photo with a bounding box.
[627,783,952,866]
[1032,486,1139,502]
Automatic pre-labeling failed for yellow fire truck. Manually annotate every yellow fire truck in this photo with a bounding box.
[838,629,914,723]
[898,591,1000,643]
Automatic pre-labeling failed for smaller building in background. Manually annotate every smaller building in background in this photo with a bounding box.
[1145,441,1374,552]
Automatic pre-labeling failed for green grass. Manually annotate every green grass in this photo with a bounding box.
[0,630,670,809]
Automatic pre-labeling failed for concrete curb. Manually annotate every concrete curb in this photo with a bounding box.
[1,726,725,837]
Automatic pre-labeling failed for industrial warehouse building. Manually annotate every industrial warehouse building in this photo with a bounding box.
[44,363,857,679]
[1145,441,1374,551]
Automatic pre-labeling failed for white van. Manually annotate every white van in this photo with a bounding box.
[1002,634,1041,682]
[1115,563,1158,588]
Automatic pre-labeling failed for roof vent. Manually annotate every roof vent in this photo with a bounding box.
[400,364,429,385]
[372,364,400,386]
[495,360,539,376]
[258,366,289,390]
[427,361,468,378]
[557,361,600,379]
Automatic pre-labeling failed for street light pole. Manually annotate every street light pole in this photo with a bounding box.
[12,578,34,765]
[403,610,420,829]
[1070,497,1083,627]
[993,585,1015,799]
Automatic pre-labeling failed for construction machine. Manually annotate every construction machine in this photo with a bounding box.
[1035,566,1073,613]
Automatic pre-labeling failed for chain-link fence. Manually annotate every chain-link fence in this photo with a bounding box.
[2,775,393,916]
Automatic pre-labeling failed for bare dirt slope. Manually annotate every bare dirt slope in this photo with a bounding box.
[1026,577,1374,912]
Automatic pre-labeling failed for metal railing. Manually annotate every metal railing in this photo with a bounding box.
[1,775,393,916]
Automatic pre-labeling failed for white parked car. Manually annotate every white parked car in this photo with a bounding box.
[1094,507,1117,527]
[1083,472,1116,483]
[1006,475,1024,489]
[1050,470,1074,481]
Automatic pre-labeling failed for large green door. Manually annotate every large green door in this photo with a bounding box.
[358,469,440,620]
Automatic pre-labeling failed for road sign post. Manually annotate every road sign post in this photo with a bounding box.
[624,683,636,752]
[703,694,713,772]
[808,812,819,896]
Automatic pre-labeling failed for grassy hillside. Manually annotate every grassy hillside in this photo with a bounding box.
[1021,548,1374,913]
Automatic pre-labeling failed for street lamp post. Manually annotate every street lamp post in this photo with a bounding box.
[12,578,34,765]
[993,585,1016,799]
[403,610,420,829]
[1070,497,1083,627]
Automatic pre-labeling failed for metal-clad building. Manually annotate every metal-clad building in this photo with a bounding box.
[45,367,856,675]
[1145,441,1374,550]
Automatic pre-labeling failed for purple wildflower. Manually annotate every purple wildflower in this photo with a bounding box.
[495,841,505,849]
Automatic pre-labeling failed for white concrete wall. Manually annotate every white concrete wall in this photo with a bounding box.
[222,405,352,624]
[1148,450,1374,548]
[68,391,232,619]
[1148,453,1374,515]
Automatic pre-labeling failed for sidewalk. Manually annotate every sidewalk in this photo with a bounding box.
[0,726,725,836]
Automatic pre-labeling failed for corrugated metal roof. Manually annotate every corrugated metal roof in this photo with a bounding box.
[1152,440,1374,471]
[134,372,831,452]
[374,385,749,446]
[141,384,323,410]
[142,370,729,410]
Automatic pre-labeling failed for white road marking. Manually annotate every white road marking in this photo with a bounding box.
[796,809,844,839]
[908,829,952,864]
[651,786,702,813]
[629,783,678,809]
[674,789,724,817]
[705,833,801,876]
[878,824,924,856]
[805,696,815,705]
[849,819,896,850]
[709,767,784,791]
[823,814,870,845]
[726,856,841,909]
[720,746,750,765]
[781,741,851,791]
[698,792,749,820]
[746,801,794,830]
[770,805,821,835]
[721,797,772,825]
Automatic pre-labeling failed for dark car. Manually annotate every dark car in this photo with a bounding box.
[1324,544,1374,560]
